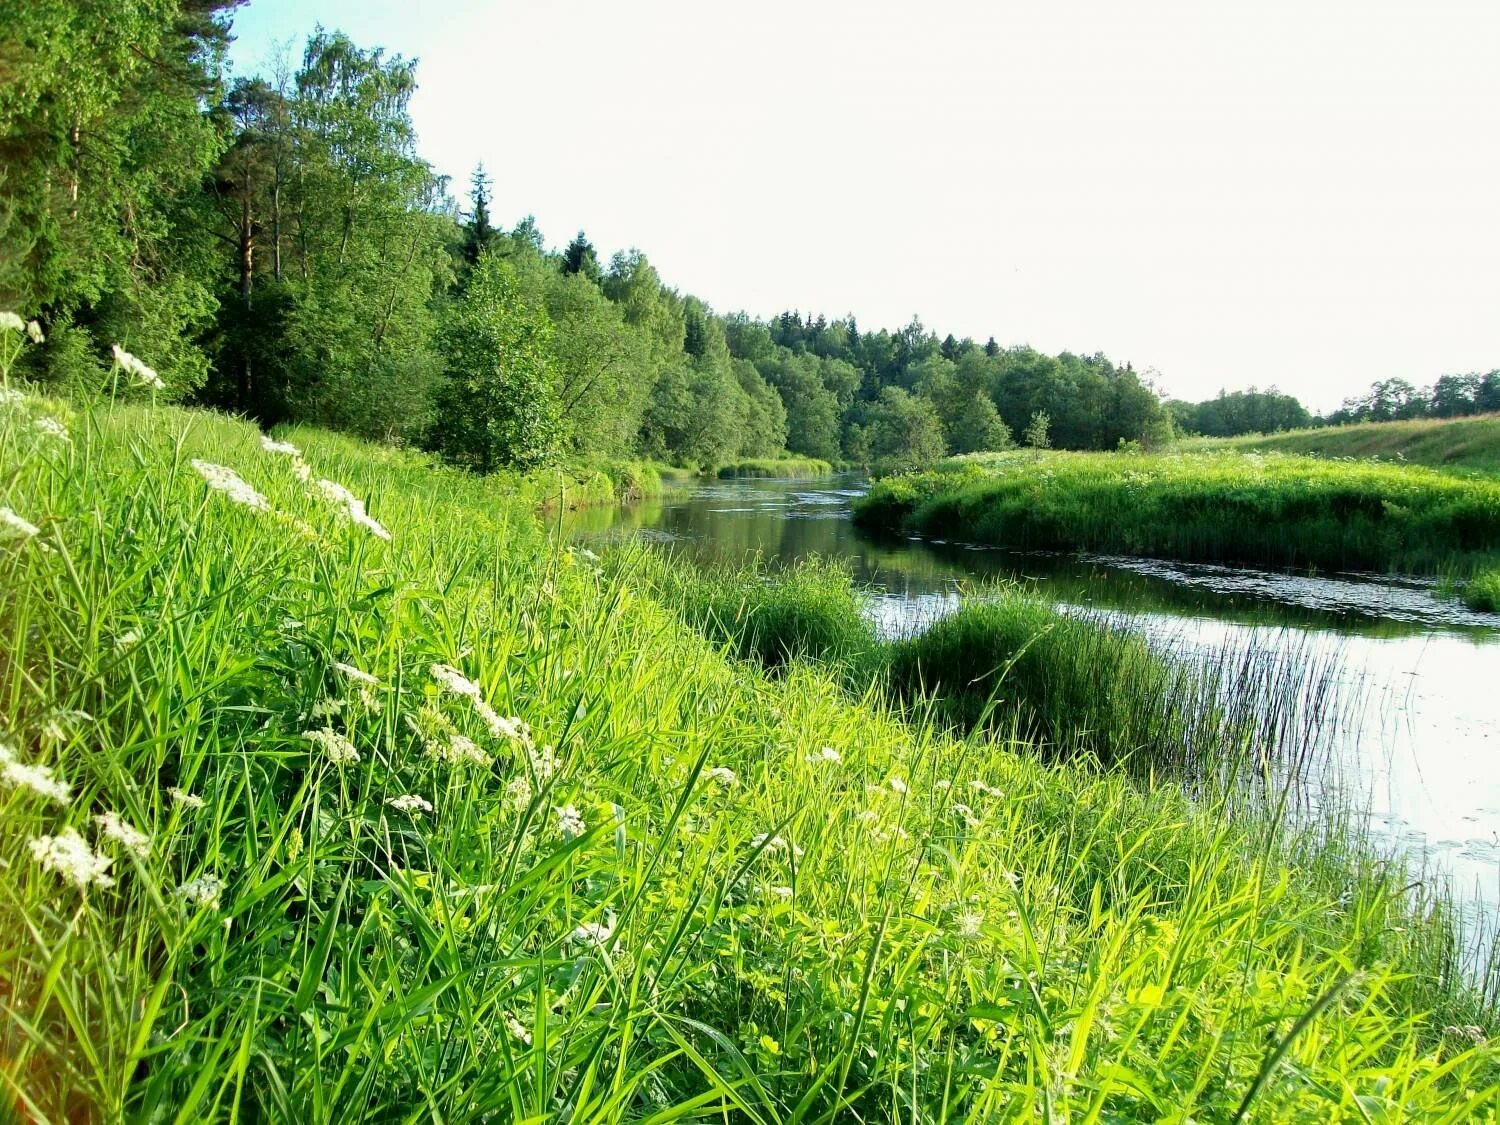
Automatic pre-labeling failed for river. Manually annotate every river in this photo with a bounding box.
[570,473,1500,957]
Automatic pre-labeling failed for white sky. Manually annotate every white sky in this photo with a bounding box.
[229,0,1500,412]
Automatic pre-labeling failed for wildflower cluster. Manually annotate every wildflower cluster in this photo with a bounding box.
[29,828,114,890]
[314,477,391,540]
[110,344,164,391]
[191,460,270,512]
[0,741,72,804]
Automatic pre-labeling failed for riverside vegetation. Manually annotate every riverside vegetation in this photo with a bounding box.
[2,333,1499,1119]
[855,449,1500,612]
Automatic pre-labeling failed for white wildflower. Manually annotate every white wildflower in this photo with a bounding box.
[167,786,205,809]
[430,663,482,701]
[951,802,981,829]
[568,915,616,948]
[505,1013,533,1046]
[0,745,72,805]
[304,727,360,765]
[888,776,908,795]
[94,811,151,858]
[766,885,793,899]
[958,911,985,938]
[177,873,224,909]
[110,344,164,391]
[190,460,269,511]
[505,775,532,811]
[555,804,585,838]
[26,320,43,345]
[30,828,114,889]
[0,507,40,540]
[114,629,141,651]
[424,730,492,767]
[855,810,881,824]
[386,793,433,815]
[291,458,312,482]
[32,416,68,443]
[969,780,1004,799]
[332,661,378,686]
[933,779,952,791]
[527,742,558,781]
[0,312,23,333]
[805,746,841,764]
[0,387,25,407]
[260,435,301,457]
[314,478,390,540]
[704,766,738,787]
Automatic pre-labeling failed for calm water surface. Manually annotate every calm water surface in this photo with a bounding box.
[572,475,1500,935]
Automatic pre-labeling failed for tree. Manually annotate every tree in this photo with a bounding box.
[949,391,1013,453]
[1023,410,1051,450]
[428,253,558,472]
[560,231,601,285]
[0,0,238,397]
[865,387,947,474]
[460,164,499,268]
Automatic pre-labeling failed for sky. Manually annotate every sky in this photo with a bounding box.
[227,0,1500,412]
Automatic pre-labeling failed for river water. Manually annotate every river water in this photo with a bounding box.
[571,474,1500,949]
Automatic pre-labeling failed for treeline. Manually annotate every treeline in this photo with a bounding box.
[1,4,1171,474]
[1167,389,1312,438]
[1170,373,1500,439]
[1324,374,1500,426]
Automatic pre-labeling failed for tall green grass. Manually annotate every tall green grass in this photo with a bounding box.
[1180,412,1500,477]
[714,457,834,479]
[0,389,1496,1120]
[855,449,1500,578]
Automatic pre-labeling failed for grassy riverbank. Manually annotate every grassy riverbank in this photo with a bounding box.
[855,450,1500,589]
[2,391,1497,1119]
[638,556,1342,775]
[1180,413,1500,477]
[715,456,835,479]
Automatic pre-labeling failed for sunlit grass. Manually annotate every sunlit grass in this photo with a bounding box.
[855,448,1500,578]
[0,390,1496,1120]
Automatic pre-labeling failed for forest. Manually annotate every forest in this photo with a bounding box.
[0,2,1216,476]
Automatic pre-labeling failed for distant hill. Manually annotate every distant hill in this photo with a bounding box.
[1177,412,1500,476]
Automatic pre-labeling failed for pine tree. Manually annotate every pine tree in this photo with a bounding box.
[560,231,601,284]
[461,164,497,267]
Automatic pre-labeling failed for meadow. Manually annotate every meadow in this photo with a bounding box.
[2,375,1498,1119]
[854,449,1500,610]
[1179,413,1500,477]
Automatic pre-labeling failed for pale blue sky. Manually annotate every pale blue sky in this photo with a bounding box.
[229,0,1500,411]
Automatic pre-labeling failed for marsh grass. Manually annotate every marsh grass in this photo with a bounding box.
[855,449,1500,578]
[714,457,835,480]
[1,388,1497,1120]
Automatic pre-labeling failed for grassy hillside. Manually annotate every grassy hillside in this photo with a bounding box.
[1179,413,1500,476]
[1,391,1497,1120]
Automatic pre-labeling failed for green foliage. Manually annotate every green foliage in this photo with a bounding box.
[428,253,559,471]
[856,448,1500,577]
[0,392,1495,1119]
[714,457,833,479]
[1464,569,1500,612]
[862,386,947,474]
[1023,409,1052,450]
